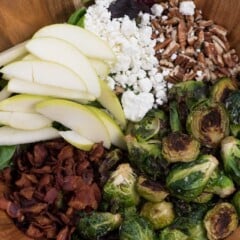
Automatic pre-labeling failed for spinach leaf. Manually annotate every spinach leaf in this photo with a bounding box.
[0,145,16,169]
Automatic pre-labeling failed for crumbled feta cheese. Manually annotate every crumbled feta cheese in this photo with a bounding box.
[121,91,154,122]
[179,1,196,16]
[151,4,164,17]
[171,53,178,60]
[196,70,203,77]
[85,1,168,121]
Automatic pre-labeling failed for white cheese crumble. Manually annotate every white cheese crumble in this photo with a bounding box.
[121,91,154,122]
[179,1,196,16]
[84,0,167,122]
[151,4,164,17]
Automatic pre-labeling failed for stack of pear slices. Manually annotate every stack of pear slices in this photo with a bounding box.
[0,24,127,150]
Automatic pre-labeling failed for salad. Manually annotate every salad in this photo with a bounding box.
[0,0,240,239]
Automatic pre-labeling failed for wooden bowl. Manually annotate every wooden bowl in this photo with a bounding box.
[0,0,239,239]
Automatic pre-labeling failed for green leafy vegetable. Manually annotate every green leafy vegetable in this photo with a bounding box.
[0,145,16,169]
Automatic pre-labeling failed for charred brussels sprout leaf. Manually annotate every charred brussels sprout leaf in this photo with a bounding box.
[126,110,167,141]
[103,163,139,208]
[125,135,164,179]
[77,212,122,239]
[187,99,229,148]
[211,77,238,103]
[140,201,175,230]
[225,90,240,125]
[159,228,188,240]
[221,136,240,185]
[119,215,157,240]
[162,132,200,163]
[169,80,208,109]
[204,202,238,240]
[193,191,214,203]
[166,155,218,201]
[204,169,235,198]
[169,101,182,132]
[136,176,169,202]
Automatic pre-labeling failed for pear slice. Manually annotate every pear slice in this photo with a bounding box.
[0,111,52,130]
[0,126,59,145]
[0,86,12,101]
[59,130,94,151]
[26,37,101,97]
[1,60,87,91]
[0,94,49,112]
[98,80,126,128]
[35,99,111,148]
[33,24,116,62]
[7,79,95,102]
[88,106,126,149]
[0,41,27,66]
[22,54,38,60]
[90,59,110,79]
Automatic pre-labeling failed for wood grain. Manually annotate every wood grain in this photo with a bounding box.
[0,0,83,51]
[195,0,240,55]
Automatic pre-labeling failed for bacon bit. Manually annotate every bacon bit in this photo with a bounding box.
[19,187,35,200]
[58,145,74,161]
[32,144,48,167]
[56,226,69,240]
[62,176,84,191]
[44,188,58,204]
[89,143,105,162]
[34,215,53,226]
[22,203,48,214]
[154,38,172,52]
[26,224,44,238]
[32,165,52,174]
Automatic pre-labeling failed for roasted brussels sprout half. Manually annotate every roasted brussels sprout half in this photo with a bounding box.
[77,212,122,239]
[225,90,240,125]
[140,201,175,230]
[126,109,167,141]
[193,192,214,203]
[204,202,238,240]
[119,215,157,240]
[136,176,169,202]
[166,155,218,201]
[211,77,238,103]
[103,163,139,208]
[187,99,229,148]
[169,101,182,132]
[232,191,240,217]
[125,135,164,179]
[169,80,208,109]
[162,132,200,163]
[159,228,188,240]
[204,169,235,198]
[221,136,240,185]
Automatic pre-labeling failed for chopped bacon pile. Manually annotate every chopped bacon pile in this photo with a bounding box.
[0,139,106,240]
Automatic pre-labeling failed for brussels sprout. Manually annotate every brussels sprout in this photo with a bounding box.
[119,215,157,240]
[211,77,238,103]
[230,124,240,138]
[172,217,207,240]
[125,135,164,179]
[193,192,214,203]
[221,136,240,185]
[159,228,188,240]
[169,101,182,132]
[225,90,240,125]
[126,109,167,141]
[166,155,218,201]
[77,212,122,239]
[140,201,175,230]
[232,191,240,217]
[136,176,169,202]
[204,202,238,240]
[162,132,200,163]
[103,163,139,208]
[187,99,229,148]
[204,169,235,198]
[169,80,208,109]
